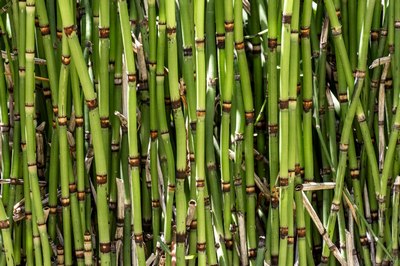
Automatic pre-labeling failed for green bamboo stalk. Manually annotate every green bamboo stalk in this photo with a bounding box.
[58,0,111,263]
[118,0,146,264]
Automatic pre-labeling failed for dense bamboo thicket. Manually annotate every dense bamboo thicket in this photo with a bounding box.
[0,0,399,265]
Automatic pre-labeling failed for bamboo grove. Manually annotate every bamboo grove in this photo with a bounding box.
[0,0,400,265]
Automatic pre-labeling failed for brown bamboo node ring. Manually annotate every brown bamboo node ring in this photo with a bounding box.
[98,27,110,38]
[357,113,366,123]
[127,73,136,83]
[252,44,261,54]
[197,242,206,252]
[297,227,306,237]
[248,248,257,259]
[195,38,205,48]
[300,27,310,38]
[75,249,84,258]
[204,196,211,206]
[148,60,156,68]
[370,79,379,88]
[224,21,234,32]
[49,206,57,214]
[385,78,393,88]
[96,174,107,185]
[134,233,144,244]
[60,197,70,206]
[166,27,177,34]
[282,14,292,24]
[303,99,313,112]
[360,235,369,246]
[176,170,187,180]
[164,97,171,105]
[25,211,32,220]
[68,183,77,193]
[279,226,288,238]
[279,177,289,187]
[151,200,160,208]
[331,202,340,212]
[73,116,83,127]
[77,191,85,201]
[331,26,342,36]
[176,233,186,243]
[245,111,255,124]
[189,152,195,162]
[235,41,245,50]
[394,183,400,193]
[196,109,206,117]
[268,38,277,49]
[320,256,329,264]
[85,98,98,110]
[393,249,399,257]
[338,93,348,103]
[183,47,192,57]
[335,9,341,18]
[234,133,244,142]
[18,66,25,73]
[350,169,360,179]
[395,20,400,29]
[25,102,34,108]
[13,113,20,121]
[188,218,197,230]
[0,219,9,229]
[58,116,68,126]
[370,30,379,41]
[271,255,279,265]
[114,77,122,86]
[171,99,181,109]
[222,101,232,112]
[150,130,158,140]
[43,88,51,98]
[222,182,230,192]
[108,201,116,209]
[196,180,205,188]
[207,163,216,171]
[393,123,400,131]
[246,185,256,194]
[63,25,76,37]
[38,24,50,36]
[268,123,278,135]
[279,100,289,110]
[0,124,9,132]
[216,34,226,48]
[99,242,111,253]
[168,184,175,192]
[128,156,140,167]
[355,70,366,79]
[287,236,295,244]
[339,143,349,152]
[380,29,388,36]
[100,117,109,128]
[190,121,197,131]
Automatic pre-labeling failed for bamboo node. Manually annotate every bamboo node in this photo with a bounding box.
[355,70,366,79]
[235,41,245,50]
[96,174,107,185]
[58,116,68,126]
[385,78,393,89]
[252,44,261,54]
[321,256,329,264]
[295,184,303,191]
[196,180,205,188]
[13,113,20,121]
[85,99,98,110]
[222,101,232,112]
[207,163,216,171]
[279,177,289,187]
[75,249,84,258]
[197,242,206,252]
[75,116,84,127]
[331,26,342,36]
[0,124,9,132]
[330,202,340,212]
[0,219,9,229]
[183,47,192,57]
[245,111,255,124]
[268,123,278,136]
[339,143,348,152]
[279,227,288,238]
[338,93,348,103]
[171,99,181,110]
[287,236,295,244]
[69,183,77,193]
[279,100,289,110]
[221,182,230,192]
[196,109,206,117]
[395,20,400,29]
[224,21,234,32]
[360,235,369,246]
[168,184,175,192]
[271,255,279,265]
[43,87,51,98]
[127,73,136,83]
[370,79,379,88]
[300,27,310,38]
[99,242,111,253]
[248,248,257,259]
[216,34,226,48]
[49,206,57,214]
[393,249,399,257]
[176,233,186,243]
[100,117,109,128]
[350,169,360,179]
[39,24,50,36]
[77,191,85,201]
[302,99,312,112]
[297,227,306,237]
[189,152,195,162]
[166,26,177,35]
[190,121,197,131]
[60,197,70,206]
[282,14,292,24]
[151,200,160,208]
[177,170,187,180]
[380,29,388,37]
[98,27,110,38]
[268,38,277,49]
[370,30,379,41]
[114,77,122,86]
[204,196,210,206]
[246,185,256,194]
[190,219,197,229]
[63,25,76,37]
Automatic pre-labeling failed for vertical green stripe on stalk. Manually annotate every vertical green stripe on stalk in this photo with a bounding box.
[58,0,111,263]
[25,0,52,263]
[165,0,188,262]
[118,0,146,264]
